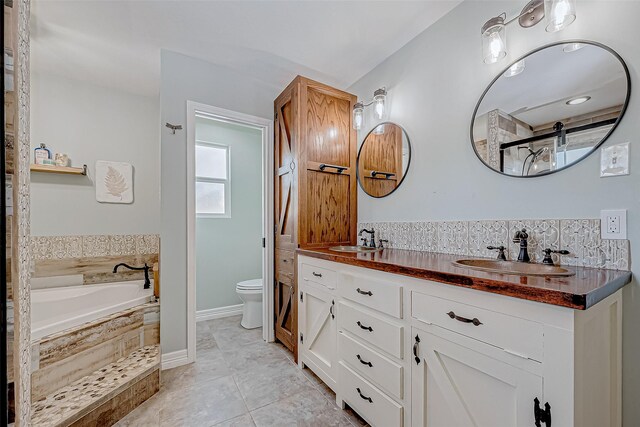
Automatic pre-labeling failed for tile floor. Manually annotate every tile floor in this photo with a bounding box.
[116,316,368,426]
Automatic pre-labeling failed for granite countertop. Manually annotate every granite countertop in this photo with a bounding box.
[297,247,633,310]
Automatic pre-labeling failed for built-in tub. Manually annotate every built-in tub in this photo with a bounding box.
[31,280,154,341]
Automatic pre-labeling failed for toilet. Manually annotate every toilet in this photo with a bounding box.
[236,279,263,329]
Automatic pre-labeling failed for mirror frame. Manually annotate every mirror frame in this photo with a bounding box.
[470,40,631,178]
[357,121,412,198]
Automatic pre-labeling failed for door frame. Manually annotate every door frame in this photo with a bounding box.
[186,101,274,363]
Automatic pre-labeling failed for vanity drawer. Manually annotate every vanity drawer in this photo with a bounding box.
[339,362,403,427]
[339,302,403,359]
[411,291,543,361]
[338,272,402,318]
[300,263,336,290]
[339,332,403,399]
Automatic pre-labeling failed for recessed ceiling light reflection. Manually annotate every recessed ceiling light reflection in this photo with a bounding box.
[566,96,591,105]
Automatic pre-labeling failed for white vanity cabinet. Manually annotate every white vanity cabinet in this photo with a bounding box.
[297,254,623,427]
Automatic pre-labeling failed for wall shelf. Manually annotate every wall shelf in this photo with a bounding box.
[30,164,87,176]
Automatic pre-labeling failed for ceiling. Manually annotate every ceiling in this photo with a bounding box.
[31,0,461,97]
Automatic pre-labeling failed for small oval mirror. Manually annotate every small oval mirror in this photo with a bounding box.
[357,122,411,197]
[471,41,630,177]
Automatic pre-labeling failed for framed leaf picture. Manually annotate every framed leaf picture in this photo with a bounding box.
[95,161,134,204]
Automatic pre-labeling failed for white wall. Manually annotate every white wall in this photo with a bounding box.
[160,50,278,353]
[349,1,640,424]
[195,118,263,311]
[30,72,160,236]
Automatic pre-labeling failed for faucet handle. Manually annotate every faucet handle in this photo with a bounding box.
[542,248,570,265]
[378,239,389,249]
[487,245,507,261]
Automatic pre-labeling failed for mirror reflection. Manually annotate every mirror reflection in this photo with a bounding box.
[357,122,411,197]
[471,41,630,177]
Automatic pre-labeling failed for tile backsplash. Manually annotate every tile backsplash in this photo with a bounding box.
[32,234,159,260]
[358,219,630,271]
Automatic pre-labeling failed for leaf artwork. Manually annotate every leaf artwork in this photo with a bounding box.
[104,166,129,199]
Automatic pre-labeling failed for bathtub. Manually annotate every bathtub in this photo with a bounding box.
[31,280,154,342]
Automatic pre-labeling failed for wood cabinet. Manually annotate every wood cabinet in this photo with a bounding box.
[274,76,358,358]
[297,254,623,427]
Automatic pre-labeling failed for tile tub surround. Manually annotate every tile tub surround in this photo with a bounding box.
[359,219,630,270]
[116,316,367,427]
[31,233,159,288]
[31,302,160,402]
[31,345,160,427]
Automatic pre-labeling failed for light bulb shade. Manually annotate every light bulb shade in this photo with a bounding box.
[503,60,525,77]
[481,16,507,64]
[352,102,364,131]
[544,0,576,32]
[373,88,387,120]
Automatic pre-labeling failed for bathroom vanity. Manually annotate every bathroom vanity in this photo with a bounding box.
[296,248,632,427]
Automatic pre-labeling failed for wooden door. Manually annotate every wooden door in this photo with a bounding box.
[411,327,543,427]
[274,84,298,354]
[299,283,337,390]
[298,79,357,247]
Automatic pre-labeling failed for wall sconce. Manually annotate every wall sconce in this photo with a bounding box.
[481,0,576,64]
[353,87,387,131]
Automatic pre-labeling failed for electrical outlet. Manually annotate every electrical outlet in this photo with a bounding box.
[601,209,627,240]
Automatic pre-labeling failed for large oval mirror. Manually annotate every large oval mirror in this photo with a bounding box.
[357,122,411,197]
[471,41,630,177]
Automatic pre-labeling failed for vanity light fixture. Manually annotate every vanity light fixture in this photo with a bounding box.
[481,0,576,64]
[566,96,591,105]
[503,60,526,77]
[352,87,387,131]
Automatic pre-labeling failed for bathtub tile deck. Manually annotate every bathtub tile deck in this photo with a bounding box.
[116,316,369,427]
[31,345,160,427]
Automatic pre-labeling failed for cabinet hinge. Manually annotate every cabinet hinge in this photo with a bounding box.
[300,292,303,302]
[300,333,304,344]
[262,237,266,248]
[534,398,551,427]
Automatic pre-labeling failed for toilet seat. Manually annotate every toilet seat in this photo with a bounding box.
[236,279,263,291]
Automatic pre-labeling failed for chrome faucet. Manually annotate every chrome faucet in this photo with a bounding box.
[358,228,376,248]
[113,263,151,289]
[512,229,530,263]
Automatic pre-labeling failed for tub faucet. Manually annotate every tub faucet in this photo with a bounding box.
[512,229,530,263]
[113,263,151,289]
[358,228,376,248]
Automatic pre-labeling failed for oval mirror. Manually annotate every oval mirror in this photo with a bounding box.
[357,122,411,197]
[471,41,630,177]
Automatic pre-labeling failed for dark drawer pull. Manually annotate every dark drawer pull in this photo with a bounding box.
[413,334,421,365]
[356,354,373,367]
[446,311,483,326]
[356,387,373,403]
[356,288,373,296]
[312,272,322,278]
[356,321,373,332]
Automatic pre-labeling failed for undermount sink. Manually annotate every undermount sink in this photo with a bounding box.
[329,245,382,253]
[453,259,575,277]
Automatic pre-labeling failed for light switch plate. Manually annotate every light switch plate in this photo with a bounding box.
[601,142,630,177]
[601,209,627,239]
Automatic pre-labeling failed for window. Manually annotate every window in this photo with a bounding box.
[195,142,230,217]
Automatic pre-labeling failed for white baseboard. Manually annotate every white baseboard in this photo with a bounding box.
[196,303,244,322]
[161,349,189,370]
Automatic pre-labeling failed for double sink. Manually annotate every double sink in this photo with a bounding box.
[328,246,574,277]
